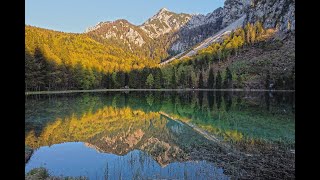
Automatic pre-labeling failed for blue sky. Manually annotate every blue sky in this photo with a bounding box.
[26,0,225,33]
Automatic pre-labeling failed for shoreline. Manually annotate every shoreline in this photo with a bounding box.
[25,89,295,95]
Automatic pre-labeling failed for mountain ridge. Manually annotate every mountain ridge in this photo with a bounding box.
[25,0,295,91]
[30,0,295,63]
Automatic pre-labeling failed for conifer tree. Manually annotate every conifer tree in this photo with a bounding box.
[154,68,162,89]
[146,74,154,89]
[223,67,233,89]
[198,72,204,89]
[171,68,177,89]
[188,74,193,88]
[265,70,271,89]
[216,71,222,89]
[180,70,186,88]
[207,68,215,89]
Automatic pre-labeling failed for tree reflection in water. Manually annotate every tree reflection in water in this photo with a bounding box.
[25,91,295,179]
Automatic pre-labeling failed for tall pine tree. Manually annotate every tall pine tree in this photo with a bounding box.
[223,67,233,89]
[198,72,204,89]
[216,71,222,89]
[154,68,162,89]
[146,74,154,89]
[207,68,215,89]
[180,70,186,88]
[171,68,177,89]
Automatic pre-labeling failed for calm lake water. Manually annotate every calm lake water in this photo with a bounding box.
[25,91,295,179]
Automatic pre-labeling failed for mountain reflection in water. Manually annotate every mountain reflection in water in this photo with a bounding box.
[25,91,295,179]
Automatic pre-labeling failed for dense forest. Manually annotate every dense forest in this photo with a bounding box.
[25,21,295,91]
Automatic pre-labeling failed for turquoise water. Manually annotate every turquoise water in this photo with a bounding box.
[25,91,295,179]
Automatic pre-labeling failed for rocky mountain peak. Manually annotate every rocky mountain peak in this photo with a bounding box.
[85,19,147,47]
[158,7,169,14]
[145,7,173,24]
[140,8,192,38]
[84,21,111,33]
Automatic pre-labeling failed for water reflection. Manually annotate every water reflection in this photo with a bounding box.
[26,143,229,180]
[25,91,295,179]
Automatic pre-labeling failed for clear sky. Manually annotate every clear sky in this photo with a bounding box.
[26,0,225,33]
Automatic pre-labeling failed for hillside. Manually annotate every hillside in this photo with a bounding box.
[25,26,157,91]
[25,0,295,91]
[159,21,295,90]
[25,26,155,71]
[227,33,295,89]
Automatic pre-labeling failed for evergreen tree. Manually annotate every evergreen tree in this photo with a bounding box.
[198,72,204,89]
[33,47,46,91]
[102,74,111,89]
[59,62,70,90]
[153,68,162,89]
[146,74,154,89]
[171,68,177,89]
[141,68,150,89]
[116,71,125,88]
[129,70,139,89]
[236,73,243,88]
[265,70,271,89]
[216,71,222,89]
[204,54,210,64]
[180,70,186,88]
[74,63,85,89]
[188,74,193,88]
[207,68,215,89]
[124,72,129,87]
[217,49,222,63]
[25,50,36,91]
[223,67,233,89]
[111,72,119,88]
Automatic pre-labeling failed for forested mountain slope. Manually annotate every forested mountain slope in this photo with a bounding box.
[25,26,157,91]
[25,0,295,91]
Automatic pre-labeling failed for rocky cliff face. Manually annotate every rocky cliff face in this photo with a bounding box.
[222,0,251,27]
[169,0,294,54]
[170,8,224,53]
[244,0,295,32]
[140,8,192,39]
[170,0,250,53]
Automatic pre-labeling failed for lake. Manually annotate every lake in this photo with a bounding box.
[25,91,295,179]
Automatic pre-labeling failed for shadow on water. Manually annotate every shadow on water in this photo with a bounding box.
[25,91,295,179]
